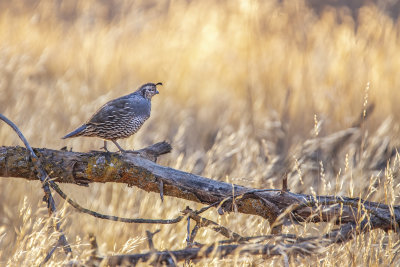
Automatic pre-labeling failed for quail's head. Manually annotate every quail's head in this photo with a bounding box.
[139,82,162,100]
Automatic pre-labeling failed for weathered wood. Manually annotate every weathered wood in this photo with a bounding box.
[98,220,375,266]
[105,243,289,266]
[0,145,399,230]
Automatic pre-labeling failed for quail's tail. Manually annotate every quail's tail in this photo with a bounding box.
[62,125,87,139]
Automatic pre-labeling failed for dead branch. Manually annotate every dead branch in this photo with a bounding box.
[104,240,319,266]
[0,145,399,232]
[93,218,377,266]
[97,216,378,266]
[0,114,72,259]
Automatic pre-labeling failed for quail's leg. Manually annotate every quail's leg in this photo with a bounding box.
[112,140,127,153]
[100,140,110,152]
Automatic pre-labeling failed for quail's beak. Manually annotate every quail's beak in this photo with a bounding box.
[155,90,159,94]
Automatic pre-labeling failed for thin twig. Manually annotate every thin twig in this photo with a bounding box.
[52,180,222,225]
[217,233,318,245]
[188,224,200,246]
[50,182,184,224]
[186,216,191,247]
[183,207,243,240]
[146,229,161,251]
[0,113,72,255]
[40,241,59,266]
[159,179,164,202]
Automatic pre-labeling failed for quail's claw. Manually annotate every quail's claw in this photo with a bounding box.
[112,140,127,153]
[100,146,110,152]
[100,141,110,152]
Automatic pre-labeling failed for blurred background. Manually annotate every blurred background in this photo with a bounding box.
[0,0,399,265]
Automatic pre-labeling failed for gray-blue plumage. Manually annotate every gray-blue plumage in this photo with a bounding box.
[62,82,162,151]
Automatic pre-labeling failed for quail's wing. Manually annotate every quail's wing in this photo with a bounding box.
[87,95,149,125]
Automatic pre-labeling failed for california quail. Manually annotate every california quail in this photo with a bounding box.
[62,82,162,152]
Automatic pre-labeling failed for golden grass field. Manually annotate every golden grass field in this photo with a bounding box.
[0,0,400,265]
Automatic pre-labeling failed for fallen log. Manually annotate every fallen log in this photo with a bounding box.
[0,145,398,231]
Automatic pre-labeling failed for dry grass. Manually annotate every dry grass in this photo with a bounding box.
[0,0,400,265]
